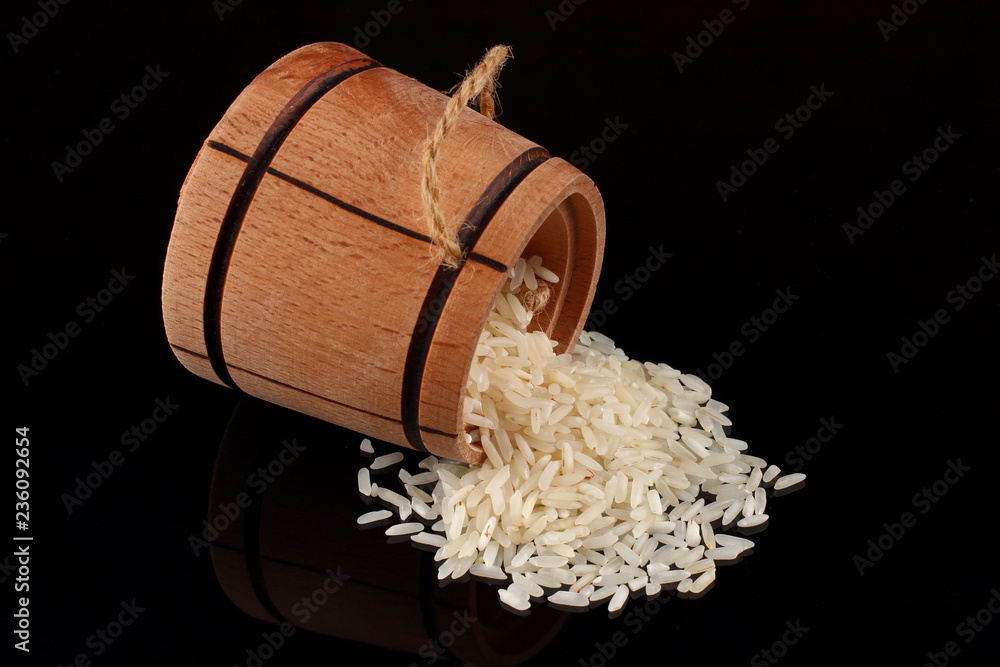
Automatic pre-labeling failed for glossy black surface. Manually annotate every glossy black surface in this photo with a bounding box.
[5,1,999,665]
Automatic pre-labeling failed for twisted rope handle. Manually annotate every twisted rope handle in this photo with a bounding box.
[421,45,512,269]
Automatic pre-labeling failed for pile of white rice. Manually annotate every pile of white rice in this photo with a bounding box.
[357,256,805,612]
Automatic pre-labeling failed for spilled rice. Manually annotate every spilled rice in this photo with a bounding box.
[357,256,805,612]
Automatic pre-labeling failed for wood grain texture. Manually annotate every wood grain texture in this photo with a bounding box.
[162,43,606,462]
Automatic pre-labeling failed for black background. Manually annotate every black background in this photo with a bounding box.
[4,0,1000,665]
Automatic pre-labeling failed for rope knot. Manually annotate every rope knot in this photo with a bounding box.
[519,280,551,314]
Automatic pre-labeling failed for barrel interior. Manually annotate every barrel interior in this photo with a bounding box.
[522,191,600,353]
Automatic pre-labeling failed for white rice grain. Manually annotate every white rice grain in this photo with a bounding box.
[357,510,392,525]
[737,514,769,528]
[608,585,629,612]
[411,532,447,547]
[371,452,404,470]
[549,590,589,607]
[774,473,807,490]
[357,467,371,495]
[499,587,530,611]
[386,522,424,536]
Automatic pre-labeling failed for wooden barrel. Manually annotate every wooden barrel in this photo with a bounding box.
[209,396,569,664]
[162,42,605,464]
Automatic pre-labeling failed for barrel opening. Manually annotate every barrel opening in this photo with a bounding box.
[522,191,599,354]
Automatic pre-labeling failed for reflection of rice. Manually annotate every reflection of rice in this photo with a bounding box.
[358,255,805,612]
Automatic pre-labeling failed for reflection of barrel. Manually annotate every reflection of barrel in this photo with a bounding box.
[209,396,568,665]
[162,42,605,464]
